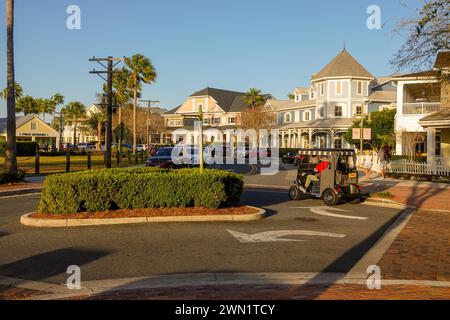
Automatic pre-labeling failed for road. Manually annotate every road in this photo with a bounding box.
[0,187,403,284]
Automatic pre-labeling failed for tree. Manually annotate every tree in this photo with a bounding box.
[398,130,426,160]
[125,54,157,152]
[243,88,265,111]
[391,0,449,71]
[287,93,295,100]
[1,81,22,101]
[112,67,133,146]
[63,102,86,146]
[16,95,39,115]
[343,109,397,151]
[88,111,106,150]
[4,0,17,174]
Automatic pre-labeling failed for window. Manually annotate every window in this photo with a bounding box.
[228,117,236,125]
[203,117,211,125]
[304,111,311,121]
[355,105,362,115]
[335,106,343,117]
[357,81,363,95]
[284,113,291,123]
[320,83,324,96]
[319,106,325,118]
[336,81,342,95]
[310,92,315,99]
[213,117,221,125]
[31,121,37,131]
[294,111,300,122]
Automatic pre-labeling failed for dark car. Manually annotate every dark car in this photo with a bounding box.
[146,147,177,168]
[146,147,202,169]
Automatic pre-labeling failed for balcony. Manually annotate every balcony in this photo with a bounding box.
[403,102,441,115]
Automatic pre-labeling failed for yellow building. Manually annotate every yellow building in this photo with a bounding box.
[0,115,59,147]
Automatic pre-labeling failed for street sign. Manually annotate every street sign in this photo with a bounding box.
[352,128,372,141]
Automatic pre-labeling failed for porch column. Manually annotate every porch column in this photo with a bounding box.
[427,128,436,168]
[297,129,302,148]
[308,129,313,148]
[330,131,335,149]
[288,130,292,148]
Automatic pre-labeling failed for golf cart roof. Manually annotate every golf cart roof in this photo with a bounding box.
[297,148,356,156]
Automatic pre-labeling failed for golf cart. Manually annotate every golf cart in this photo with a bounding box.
[289,149,367,206]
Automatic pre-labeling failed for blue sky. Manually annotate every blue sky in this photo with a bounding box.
[0,0,422,117]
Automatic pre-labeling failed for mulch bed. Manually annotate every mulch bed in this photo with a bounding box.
[31,206,259,220]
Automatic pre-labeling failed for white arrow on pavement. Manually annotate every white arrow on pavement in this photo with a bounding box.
[227,229,346,243]
[292,206,368,221]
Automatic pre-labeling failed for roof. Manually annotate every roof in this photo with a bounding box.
[393,70,438,79]
[367,90,397,102]
[0,115,36,133]
[279,118,354,130]
[292,87,309,95]
[312,50,374,81]
[434,51,450,69]
[166,87,272,115]
[266,99,316,111]
[420,107,450,123]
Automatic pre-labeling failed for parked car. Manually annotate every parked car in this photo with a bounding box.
[136,144,148,152]
[146,147,203,169]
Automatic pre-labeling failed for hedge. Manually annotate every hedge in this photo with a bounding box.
[0,141,38,157]
[38,167,244,214]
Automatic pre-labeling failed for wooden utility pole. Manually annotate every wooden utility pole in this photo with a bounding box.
[89,56,124,168]
[139,99,160,145]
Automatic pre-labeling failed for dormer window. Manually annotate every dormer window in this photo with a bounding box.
[310,91,315,99]
[295,94,301,102]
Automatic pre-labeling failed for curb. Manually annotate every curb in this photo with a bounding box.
[0,188,43,198]
[19,206,266,228]
[1,272,449,300]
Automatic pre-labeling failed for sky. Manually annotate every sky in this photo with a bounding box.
[0,0,424,117]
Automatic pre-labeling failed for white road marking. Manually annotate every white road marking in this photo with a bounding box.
[292,206,368,221]
[227,229,346,243]
[245,189,287,194]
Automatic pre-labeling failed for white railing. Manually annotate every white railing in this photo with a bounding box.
[403,102,441,115]
[387,159,450,176]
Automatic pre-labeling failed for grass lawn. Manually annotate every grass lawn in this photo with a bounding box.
[0,154,140,175]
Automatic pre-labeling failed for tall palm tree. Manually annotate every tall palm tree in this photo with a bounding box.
[1,81,22,101]
[125,54,157,152]
[64,102,86,146]
[112,68,132,148]
[4,0,17,174]
[16,95,39,115]
[243,88,265,111]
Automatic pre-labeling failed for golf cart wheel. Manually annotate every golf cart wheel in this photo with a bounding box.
[289,186,303,201]
[323,189,338,206]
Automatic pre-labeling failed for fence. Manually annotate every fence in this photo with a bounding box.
[0,150,149,175]
[387,159,450,176]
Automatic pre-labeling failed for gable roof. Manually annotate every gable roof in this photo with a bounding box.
[0,115,50,133]
[291,87,309,95]
[420,107,450,123]
[434,51,450,69]
[312,50,374,81]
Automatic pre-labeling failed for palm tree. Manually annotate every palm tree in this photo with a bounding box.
[243,88,265,111]
[112,68,132,148]
[88,111,106,150]
[125,54,157,152]
[4,0,17,174]
[1,81,22,101]
[64,102,86,146]
[16,95,39,115]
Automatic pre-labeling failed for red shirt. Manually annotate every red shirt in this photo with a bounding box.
[315,161,330,173]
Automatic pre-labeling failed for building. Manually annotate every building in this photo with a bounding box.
[62,104,100,145]
[0,115,59,146]
[394,51,450,165]
[162,87,272,145]
[267,49,396,149]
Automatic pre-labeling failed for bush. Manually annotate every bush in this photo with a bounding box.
[0,141,38,157]
[38,168,244,214]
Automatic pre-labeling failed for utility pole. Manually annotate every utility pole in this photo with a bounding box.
[198,105,204,174]
[89,56,125,168]
[139,99,160,145]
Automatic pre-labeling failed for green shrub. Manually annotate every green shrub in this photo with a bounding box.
[0,141,38,157]
[38,167,244,214]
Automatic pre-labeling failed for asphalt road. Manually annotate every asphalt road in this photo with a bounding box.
[0,189,403,284]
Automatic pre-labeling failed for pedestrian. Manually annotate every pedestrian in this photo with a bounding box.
[378,145,389,179]
[363,150,373,179]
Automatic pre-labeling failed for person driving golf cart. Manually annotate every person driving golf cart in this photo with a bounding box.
[299,156,330,193]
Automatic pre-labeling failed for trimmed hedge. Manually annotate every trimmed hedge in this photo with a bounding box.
[38,167,244,214]
[0,141,38,157]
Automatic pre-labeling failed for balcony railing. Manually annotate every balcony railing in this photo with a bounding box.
[403,102,441,115]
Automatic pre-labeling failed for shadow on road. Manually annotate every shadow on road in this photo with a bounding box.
[0,247,112,283]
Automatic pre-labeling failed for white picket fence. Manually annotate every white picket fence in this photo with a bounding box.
[387,159,450,176]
